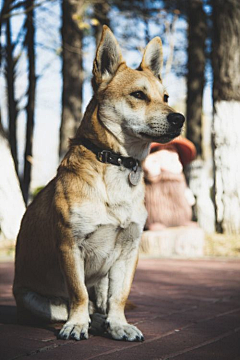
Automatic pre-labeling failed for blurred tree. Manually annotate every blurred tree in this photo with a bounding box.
[93,0,110,47]
[0,0,58,240]
[186,0,207,157]
[1,0,38,203]
[163,0,216,233]
[163,0,207,155]
[212,0,240,234]
[112,0,166,51]
[160,0,187,75]
[4,0,18,175]
[21,0,36,203]
[0,114,26,242]
[59,0,84,159]
[185,1,215,233]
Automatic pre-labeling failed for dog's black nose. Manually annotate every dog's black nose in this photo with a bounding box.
[167,113,185,129]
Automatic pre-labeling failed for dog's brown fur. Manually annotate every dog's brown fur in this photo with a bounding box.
[13,26,184,341]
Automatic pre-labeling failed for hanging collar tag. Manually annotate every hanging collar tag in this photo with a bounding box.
[128,161,142,186]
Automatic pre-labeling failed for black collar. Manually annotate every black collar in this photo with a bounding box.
[81,138,139,171]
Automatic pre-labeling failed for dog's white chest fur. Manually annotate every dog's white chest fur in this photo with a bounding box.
[70,166,147,285]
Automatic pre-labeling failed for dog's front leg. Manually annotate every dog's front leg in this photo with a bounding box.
[58,242,90,340]
[106,223,144,342]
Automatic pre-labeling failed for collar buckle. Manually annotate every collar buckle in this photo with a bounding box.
[97,150,111,163]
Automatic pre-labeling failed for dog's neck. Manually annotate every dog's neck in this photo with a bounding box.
[76,97,121,153]
[80,137,139,172]
[75,97,150,162]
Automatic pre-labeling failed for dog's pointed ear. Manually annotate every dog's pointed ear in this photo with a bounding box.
[139,37,163,80]
[92,25,124,90]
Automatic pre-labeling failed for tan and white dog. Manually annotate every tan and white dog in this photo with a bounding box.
[13,26,184,342]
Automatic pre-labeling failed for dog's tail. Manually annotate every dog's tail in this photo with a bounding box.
[16,290,68,323]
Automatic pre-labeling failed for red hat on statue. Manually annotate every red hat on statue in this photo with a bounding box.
[150,137,196,167]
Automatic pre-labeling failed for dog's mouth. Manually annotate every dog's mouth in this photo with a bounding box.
[139,131,181,143]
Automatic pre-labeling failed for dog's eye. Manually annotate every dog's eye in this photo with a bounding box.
[164,94,169,103]
[130,91,146,100]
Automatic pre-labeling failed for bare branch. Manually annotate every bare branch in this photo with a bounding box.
[1,0,57,21]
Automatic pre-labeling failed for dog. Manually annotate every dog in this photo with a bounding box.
[13,26,184,342]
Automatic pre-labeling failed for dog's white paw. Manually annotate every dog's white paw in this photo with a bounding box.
[106,320,144,342]
[58,321,89,340]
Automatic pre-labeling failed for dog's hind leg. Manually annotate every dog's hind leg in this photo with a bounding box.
[15,290,68,324]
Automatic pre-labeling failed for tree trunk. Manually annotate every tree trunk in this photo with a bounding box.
[59,0,84,159]
[93,1,110,48]
[185,1,215,233]
[186,0,207,156]
[212,0,240,234]
[21,0,36,204]
[5,8,18,174]
[0,125,26,243]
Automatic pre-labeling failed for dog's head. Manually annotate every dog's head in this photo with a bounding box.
[92,26,185,158]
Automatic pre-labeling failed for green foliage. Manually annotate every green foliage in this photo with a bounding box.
[32,186,44,199]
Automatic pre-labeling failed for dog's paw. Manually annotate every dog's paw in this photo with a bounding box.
[106,320,144,342]
[58,321,89,341]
